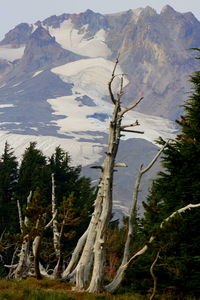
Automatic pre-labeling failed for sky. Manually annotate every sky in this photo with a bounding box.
[0,0,200,40]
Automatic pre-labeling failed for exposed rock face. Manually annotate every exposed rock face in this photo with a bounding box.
[19,26,80,72]
[0,59,13,78]
[105,6,200,119]
[43,9,109,33]
[0,23,33,47]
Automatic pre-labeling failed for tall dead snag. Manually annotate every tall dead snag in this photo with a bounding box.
[105,143,168,293]
[9,192,32,278]
[32,209,57,279]
[51,173,65,279]
[64,58,144,292]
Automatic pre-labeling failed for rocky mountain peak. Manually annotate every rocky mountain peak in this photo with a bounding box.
[0,23,32,47]
[139,6,157,17]
[30,25,56,46]
[18,26,68,71]
[161,5,177,14]
[74,9,109,32]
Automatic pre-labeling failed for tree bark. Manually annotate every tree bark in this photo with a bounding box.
[105,144,167,293]
[14,234,30,278]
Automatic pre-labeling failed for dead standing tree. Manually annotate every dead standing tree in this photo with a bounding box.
[5,192,33,279]
[63,58,144,292]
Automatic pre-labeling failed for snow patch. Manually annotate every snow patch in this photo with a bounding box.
[0,130,104,166]
[11,82,22,87]
[50,57,176,145]
[33,70,43,77]
[48,20,111,58]
[52,57,128,100]
[0,45,25,61]
[0,104,15,108]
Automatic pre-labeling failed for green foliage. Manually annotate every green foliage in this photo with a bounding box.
[0,142,95,278]
[17,142,47,204]
[0,142,18,233]
[141,51,200,297]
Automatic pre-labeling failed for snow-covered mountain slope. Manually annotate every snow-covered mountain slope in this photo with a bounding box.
[48,57,176,145]
[0,53,176,176]
[1,5,200,213]
[48,20,111,58]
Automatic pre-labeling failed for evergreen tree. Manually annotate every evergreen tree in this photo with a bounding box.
[48,146,81,205]
[17,142,48,203]
[142,52,200,297]
[0,142,18,233]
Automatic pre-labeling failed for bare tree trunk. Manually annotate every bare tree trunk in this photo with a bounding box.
[51,173,63,279]
[14,234,30,278]
[105,143,167,293]
[74,199,101,289]
[13,193,33,278]
[33,235,42,279]
[51,174,60,258]
[87,103,122,293]
[64,58,143,292]
[62,228,89,279]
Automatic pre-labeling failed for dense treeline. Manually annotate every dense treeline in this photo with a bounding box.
[0,142,96,277]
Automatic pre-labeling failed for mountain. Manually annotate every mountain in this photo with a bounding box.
[0,5,199,214]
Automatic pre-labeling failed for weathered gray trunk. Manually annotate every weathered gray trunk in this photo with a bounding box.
[32,235,42,279]
[14,234,30,278]
[13,193,33,278]
[87,103,122,293]
[62,228,88,279]
[65,59,144,292]
[105,144,167,293]
[74,195,102,289]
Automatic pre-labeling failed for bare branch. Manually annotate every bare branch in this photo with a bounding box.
[6,247,18,278]
[150,250,160,300]
[121,129,144,134]
[114,163,128,167]
[108,59,119,105]
[122,203,200,268]
[119,97,144,117]
[141,142,168,175]
[17,200,23,233]
[117,74,124,101]
[160,203,200,228]
[90,166,103,171]
[45,210,58,230]
[120,120,140,130]
[24,191,32,227]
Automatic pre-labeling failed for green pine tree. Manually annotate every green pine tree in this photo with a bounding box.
[17,142,48,204]
[0,142,18,233]
[142,51,200,297]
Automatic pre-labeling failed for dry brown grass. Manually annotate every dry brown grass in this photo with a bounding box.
[0,279,146,300]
